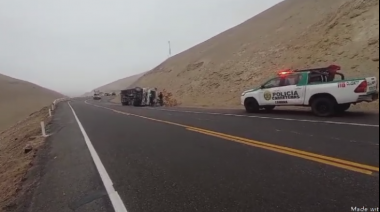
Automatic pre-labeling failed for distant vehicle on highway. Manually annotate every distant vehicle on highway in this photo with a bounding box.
[93,90,102,100]
[241,65,378,117]
[93,95,101,100]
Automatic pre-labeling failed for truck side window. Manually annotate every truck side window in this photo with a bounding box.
[308,74,324,84]
[283,74,301,86]
[262,77,281,89]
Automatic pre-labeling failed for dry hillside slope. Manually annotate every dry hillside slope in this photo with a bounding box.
[133,0,379,110]
[93,72,146,94]
[0,73,64,132]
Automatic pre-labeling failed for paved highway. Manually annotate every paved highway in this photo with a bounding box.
[28,98,379,212]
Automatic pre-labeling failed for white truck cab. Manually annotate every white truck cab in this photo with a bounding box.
[241,65,379,117]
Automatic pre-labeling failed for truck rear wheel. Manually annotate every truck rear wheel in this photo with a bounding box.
[311,97,336,117]
[335,103,351,113]
[244,98,260,113]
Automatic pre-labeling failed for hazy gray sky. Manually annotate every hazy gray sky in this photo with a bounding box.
[0,0,281,96]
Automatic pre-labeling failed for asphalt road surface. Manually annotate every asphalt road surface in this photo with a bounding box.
[29,98,379,212]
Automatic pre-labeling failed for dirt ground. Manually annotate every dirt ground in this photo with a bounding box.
[0,107,51,211]
[0,73,63,211]
[129,0,379,112]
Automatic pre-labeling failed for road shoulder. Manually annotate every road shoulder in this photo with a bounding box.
[16,101,114,212]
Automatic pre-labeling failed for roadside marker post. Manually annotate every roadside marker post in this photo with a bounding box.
[41,121,47,137]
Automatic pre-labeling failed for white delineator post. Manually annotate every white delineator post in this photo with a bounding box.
[41,121,47,137]
[49,109,52,117]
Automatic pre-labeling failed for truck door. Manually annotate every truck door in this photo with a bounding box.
[277,74,305,105]
[259,77,282,106]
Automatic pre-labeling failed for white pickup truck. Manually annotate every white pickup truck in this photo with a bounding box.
[241,65,378,117]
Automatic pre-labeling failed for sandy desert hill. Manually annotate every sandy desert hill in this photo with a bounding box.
[0,73,64,132]
[129,0,379,110]
[88,72,146,95]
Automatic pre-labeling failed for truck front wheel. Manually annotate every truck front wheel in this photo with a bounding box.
[263,106,276,112]
[311,97,336,117]
[244,98,260,113]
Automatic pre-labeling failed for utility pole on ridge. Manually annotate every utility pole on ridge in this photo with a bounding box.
[168,41,172,58]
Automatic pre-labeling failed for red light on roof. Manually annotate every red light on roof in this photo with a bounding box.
[278,69,293,76]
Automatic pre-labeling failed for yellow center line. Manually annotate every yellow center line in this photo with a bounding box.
[187,128,373,175]
[186,127,379,173]
[188,128,373,175]
[86,101,379,176]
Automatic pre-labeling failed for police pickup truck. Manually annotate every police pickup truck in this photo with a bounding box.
[241,65,378,117]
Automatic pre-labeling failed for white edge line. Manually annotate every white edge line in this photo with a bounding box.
[68,102,128,212]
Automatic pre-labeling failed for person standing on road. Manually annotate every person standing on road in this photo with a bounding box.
[158,92,163,106]
[149,90,155,106]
